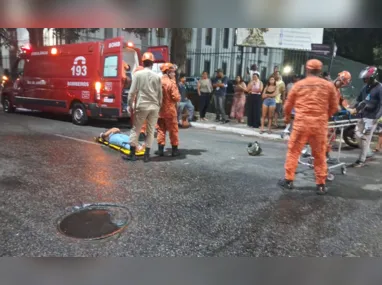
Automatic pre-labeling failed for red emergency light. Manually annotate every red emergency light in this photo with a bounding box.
[127,42,134,47]
[51,47,58,55]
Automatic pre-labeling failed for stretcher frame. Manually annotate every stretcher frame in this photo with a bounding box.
[94,137,145,156]
[297,118,358,181]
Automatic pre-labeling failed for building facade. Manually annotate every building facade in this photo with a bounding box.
[1,28,283,80]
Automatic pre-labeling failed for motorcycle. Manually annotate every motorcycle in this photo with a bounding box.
[333,111,358,148]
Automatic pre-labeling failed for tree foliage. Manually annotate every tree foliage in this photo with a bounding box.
[122,28,150,39]
[53,28,100,45]
[0,28,100,47]
[324,28,382,65]
[122,28,193,74]
[0,28,12,47]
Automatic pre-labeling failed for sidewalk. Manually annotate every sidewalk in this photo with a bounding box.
[191,112,285,141]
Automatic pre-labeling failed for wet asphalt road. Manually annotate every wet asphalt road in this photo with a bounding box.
[1,108,382,257]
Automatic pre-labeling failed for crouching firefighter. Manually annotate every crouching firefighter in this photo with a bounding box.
[155,63,181,157]
[326,70,352,163]
[278,59,338,195]
[126,52,163,162]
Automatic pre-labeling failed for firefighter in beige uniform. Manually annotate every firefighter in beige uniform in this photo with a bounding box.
[127,52,163,162]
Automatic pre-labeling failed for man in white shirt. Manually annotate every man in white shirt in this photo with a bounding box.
[127,52,163,162]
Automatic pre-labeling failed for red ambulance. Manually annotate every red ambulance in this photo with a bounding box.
[0,37,168,125]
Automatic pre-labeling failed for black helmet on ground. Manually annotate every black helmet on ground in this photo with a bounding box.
[247,141,262,156]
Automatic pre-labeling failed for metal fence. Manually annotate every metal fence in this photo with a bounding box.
[184,46,375,101]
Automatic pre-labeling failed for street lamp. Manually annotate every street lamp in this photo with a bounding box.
[283,65,292,75]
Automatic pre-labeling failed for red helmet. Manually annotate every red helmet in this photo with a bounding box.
[337,70,351,86]
[142,52,155,62]
[160,62,176,73]
[359,66,378,80]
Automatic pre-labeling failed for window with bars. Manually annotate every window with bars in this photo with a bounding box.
[252,47,257,53]
[236,63,242,76]
[223,28,229,48]
[261,66,267,81]
[204,60,211,75]
[222,62,227,75]
[205,28,212,46]
[263,48,268,56]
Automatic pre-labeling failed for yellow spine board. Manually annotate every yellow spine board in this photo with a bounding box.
[94,137,145,156]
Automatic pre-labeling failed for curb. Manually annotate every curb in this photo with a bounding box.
[191,122,283,141]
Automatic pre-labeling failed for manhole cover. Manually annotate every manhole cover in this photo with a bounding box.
[58,205,131,240]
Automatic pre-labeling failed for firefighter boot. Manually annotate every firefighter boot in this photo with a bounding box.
[155,144,165,156]
[172,145,180,157]
[277,178,294,190]
[316,184,328,195]
[144,148,150,163]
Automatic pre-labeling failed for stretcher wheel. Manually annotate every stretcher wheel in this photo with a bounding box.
[327,173,335,181]
[341,166,347,175]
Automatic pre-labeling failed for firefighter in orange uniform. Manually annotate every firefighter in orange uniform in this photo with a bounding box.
[156,63,181,156]
[327,71,352,162]
[279,59,338,195]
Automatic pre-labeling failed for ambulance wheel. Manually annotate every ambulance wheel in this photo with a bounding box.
[2,96,14,113]
[71,103,88,125]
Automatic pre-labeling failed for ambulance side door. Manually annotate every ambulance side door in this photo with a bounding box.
[101,39,123,116]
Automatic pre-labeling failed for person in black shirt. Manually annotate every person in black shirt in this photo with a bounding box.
[350,66,382,167]
[212,69,229,123]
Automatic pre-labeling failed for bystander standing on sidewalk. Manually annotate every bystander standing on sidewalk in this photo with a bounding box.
[260,75,278,134]
[230,75,247,123]
[246,71,263,128]
[274,71,286,128]
[212,68,229,124]
[197,71,213,121]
